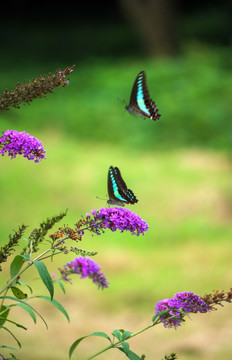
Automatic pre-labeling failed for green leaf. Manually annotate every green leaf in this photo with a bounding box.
[89,332,111,341]
[0,305,10,327]
[0,296,48,329]
[118,346,142,360]
[17,281,33,294]
[14,303,36,324]
[112,329,122,341]
[11,287,27,299]
[33,261,54,300]
[69,332,111,359]
[121,341,130,354]
[122,331,133,341]
[56,279,66,294]
[10,255,24,278]
[1,326,21,348]
[0,345,18,351]
[36,295,70,322]
[152,310,168,324]
[0,317,27,330]
[21,253,30,261]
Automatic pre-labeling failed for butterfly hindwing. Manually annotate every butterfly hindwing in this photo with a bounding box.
[107,166,138,207]
[126,71,161,121]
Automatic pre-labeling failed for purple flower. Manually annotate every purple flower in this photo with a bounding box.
[155,292,211,328]
[91,207,149,236]
[61,257,109,289]
[0,130,46,162]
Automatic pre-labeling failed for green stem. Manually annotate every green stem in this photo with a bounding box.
[0,236,69,296]
[0,221,103,297]
[0,288,9,307]
[87,323,155,360]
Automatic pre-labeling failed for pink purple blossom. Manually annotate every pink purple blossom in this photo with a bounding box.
[155,291,211,328]
[91,207,149,236]
[0,130,46,162]
[61,257,109,289]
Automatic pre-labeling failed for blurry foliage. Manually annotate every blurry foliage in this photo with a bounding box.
[0,47,231,151]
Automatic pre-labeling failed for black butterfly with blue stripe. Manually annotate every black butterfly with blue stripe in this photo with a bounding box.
[126,71,161,121]
[107,166,138,207]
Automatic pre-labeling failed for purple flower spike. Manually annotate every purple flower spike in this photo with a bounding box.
[91,207,149,236]
[62,257,109,289]
[155,291,211,328]
[0,130,46,162]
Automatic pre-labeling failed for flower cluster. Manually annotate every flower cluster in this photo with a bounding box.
[0,66,75,111]
[155,291,211,328]
[91,207,149,236]
[61,256,109,289]
[0,130,46,162]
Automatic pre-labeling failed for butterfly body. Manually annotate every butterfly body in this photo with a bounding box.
[107,166,138,207]
[126,71,161,121]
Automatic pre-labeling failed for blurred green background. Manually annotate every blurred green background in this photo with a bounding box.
[0,1,232,359]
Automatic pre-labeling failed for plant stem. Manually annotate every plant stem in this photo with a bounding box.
[87,324,155,360]
[0,236,69,296]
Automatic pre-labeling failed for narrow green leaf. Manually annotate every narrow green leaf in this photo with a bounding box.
[33,261,54,300]
[56,279,66,294]
[0,305,10,326]
[11,287,27,299]
[118,346,142,360]
[1,326,21,348]
[69,332,111,359]
[112,329,122,341]
[21,253,30,261]
[89,331,111,341]
[0,345,18,351]
[0,317,27,330]
[152,310,168,324]
[69,337,87,359]
[10,255,24,278]
[122,331,133,341]
[121,341,130,354]
[14,303,36,324]
[36,295,70,322]
[0,296,48,329]
[17,281,33,294]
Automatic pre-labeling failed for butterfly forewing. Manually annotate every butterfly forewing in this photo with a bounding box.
[126,71,161,121]
[107,166,138,206]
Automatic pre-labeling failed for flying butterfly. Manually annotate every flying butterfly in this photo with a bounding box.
[107,166,138,207]
[125,71,161,121]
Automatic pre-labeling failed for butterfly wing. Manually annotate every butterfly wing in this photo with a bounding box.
[126,71,161,121]
[107,166,138,206]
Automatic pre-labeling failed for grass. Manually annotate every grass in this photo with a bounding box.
[1,47,232,151]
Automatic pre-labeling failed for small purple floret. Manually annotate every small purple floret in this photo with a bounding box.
[91,207,149,236]
[62,256,109,289]
[0,129,46,162]
[155,291,211,328]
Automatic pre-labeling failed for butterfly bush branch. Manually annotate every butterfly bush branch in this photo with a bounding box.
[0,65,75,111]
[202,288,232,308]
[59,256,109,289]
[0,225,28,271]
[22,210,68,255]
[49,207,149,251]
[49,208,149,290]
[0,130,46,162]
[80,289,229,360]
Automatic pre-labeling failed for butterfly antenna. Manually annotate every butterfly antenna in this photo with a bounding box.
[117,97,127,106]
[96,195,107,201]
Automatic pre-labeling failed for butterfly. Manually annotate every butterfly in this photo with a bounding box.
[107,166,138,207]
[125,71,161,121]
